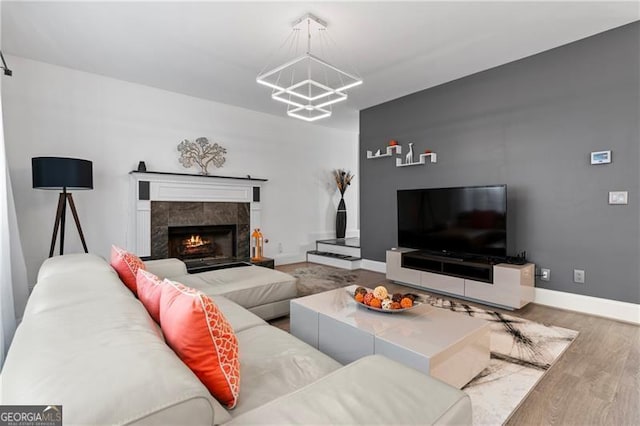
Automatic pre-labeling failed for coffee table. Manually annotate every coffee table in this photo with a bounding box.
[290,285,490,388]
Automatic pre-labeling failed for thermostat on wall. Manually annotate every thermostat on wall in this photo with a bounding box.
[590,150,611,165]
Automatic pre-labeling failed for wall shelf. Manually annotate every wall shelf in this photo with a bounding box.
[396,153,437,167]
[366,145,401,159]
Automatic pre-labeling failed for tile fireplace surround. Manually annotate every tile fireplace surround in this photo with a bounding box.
[151,202,249,259]
[128,171,265,257]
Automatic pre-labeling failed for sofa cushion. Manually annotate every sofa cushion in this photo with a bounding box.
[173,265,297,310]
[144,258,188,279]
[227,355,472,425]
[160,280,240,409]
[24,270,132,319]
[110,245,145,294]
[37,252,116,282]
[136,269,164,323]
[230,325,341,417]
[212,296,266,333]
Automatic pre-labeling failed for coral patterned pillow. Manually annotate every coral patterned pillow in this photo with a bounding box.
[136,269,164,323]
[110,245,146,295]
[160,280,240,408]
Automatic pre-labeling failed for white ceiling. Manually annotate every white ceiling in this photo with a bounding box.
[2,1,638,132]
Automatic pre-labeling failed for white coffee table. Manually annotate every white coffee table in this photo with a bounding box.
[290,285,490,388]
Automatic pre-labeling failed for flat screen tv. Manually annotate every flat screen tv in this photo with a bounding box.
[397,185,507,258]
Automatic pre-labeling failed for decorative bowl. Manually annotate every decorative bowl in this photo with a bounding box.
[349,286,422,314]
[355,300,423,314]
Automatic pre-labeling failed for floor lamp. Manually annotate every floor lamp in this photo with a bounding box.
[32,157,93,257]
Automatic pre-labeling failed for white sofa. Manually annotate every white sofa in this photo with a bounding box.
[1,254,472,425]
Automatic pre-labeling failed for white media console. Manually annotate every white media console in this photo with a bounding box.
[386,248,535,310]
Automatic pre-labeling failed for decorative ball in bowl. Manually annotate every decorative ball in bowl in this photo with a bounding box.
[353,286,421,313]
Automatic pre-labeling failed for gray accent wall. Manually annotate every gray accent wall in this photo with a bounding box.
[360,22,639,304]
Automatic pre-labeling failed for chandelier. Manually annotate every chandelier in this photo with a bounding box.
[257,13,362,122]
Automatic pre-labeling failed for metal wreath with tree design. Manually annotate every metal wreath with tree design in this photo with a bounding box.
[177,137,227,175]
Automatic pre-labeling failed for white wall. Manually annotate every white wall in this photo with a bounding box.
[1,56,359,286]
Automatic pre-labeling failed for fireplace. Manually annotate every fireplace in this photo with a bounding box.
[129,172,264,258]
[149,201,250,260]
[168,224,237,260]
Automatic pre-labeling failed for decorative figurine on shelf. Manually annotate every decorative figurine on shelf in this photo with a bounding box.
[333,169,354,239]
[406,142,414,164]
[389,139,398,146]
[177,137,227,176]
[251,228,264,260]
[375,149,381,157]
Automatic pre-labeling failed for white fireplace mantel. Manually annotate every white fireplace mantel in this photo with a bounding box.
[127,171,266,256]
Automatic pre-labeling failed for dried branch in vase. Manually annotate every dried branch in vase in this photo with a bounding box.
[333,169,354,196]
[177,137,227,175]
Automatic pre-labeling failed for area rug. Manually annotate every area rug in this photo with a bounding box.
[287,265,578,425]
[423,296,578,425]
[290,265,358,296]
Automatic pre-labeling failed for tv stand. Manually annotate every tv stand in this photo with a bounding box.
[427,251,466,262]
[402,251,494,283]
[387,248,534,310]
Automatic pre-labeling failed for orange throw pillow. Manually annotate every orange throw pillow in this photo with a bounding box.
[136,269,164,323]
[160,280,240,408]
[110,245,145,295]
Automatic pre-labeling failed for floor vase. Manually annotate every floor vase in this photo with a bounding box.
[336,197,346,239]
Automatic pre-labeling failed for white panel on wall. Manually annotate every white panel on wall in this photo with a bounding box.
[135,200,151,256]
[2,56,359,284]
[154,184,250,202]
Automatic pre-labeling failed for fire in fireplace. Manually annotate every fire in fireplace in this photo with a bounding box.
[168,224,237,260]
[183,234,212,256]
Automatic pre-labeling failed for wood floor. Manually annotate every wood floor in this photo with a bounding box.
[274,262,640,426]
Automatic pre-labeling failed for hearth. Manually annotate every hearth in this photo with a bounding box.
[168,224,237,260]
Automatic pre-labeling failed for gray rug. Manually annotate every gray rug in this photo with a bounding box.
[288,265,578,425]
[290,265,358,296]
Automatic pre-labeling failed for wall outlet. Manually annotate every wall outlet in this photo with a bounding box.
[573,269,585,284]
[540,268,551,281]
[609,191,628,205]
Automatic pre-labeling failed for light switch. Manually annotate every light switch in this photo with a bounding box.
[609,191,628,205]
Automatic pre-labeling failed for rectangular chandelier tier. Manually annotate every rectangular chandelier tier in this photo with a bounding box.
[256,13,362,122]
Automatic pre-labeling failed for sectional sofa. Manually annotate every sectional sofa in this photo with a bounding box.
[1,253,472,425]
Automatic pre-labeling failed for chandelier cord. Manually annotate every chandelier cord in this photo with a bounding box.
[318,31,333,112]
[306,18,312,54]
[257,27,299,77]
[310,32,340,103]
[271,28,300,97]
[287,30,302,111]
[321,29,363,80]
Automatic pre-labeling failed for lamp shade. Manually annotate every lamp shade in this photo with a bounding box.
[32,157,93,190]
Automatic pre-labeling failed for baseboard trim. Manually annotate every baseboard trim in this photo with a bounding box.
[274,253,306,266]
[534,288,640,325]
[360,259,387,273]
